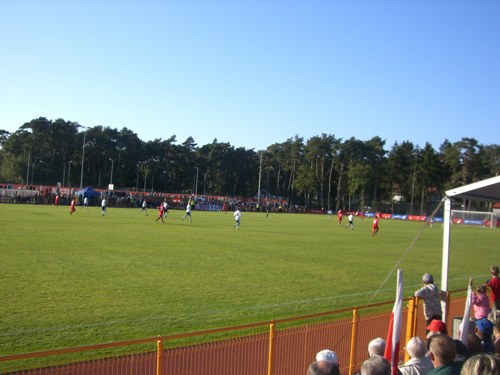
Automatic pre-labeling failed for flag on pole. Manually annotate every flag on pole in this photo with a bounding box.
[384,269,403,375]
[459,278,473,344]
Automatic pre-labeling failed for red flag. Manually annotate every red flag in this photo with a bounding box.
[384,269,403,375]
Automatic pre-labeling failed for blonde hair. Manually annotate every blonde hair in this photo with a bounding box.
[460,353,500,375]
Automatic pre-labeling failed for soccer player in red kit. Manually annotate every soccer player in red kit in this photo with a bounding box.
[337,209,343,227]
[70,198,76,215]
[372,217,379,236]
[156,204,165,223]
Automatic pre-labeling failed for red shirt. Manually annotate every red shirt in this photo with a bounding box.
[488,276,500,302]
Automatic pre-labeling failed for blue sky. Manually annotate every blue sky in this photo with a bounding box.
[1,0,499,151]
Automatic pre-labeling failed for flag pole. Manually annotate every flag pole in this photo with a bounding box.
[384,269,403,375]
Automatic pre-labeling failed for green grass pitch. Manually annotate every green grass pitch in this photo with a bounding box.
[1,203,498,359]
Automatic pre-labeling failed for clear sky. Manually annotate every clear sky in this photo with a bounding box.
[1,0,499,151]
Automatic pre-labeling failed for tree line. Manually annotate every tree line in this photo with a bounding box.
[0,117,498,213]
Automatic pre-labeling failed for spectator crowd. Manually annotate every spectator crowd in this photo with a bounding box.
[306,267,500,375]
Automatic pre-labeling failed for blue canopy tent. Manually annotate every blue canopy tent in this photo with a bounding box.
[75,187,100,197]
[75,187,100,206]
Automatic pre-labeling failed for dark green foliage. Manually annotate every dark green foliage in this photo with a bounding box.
[0,118,498,211]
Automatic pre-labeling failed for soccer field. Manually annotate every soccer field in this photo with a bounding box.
[1,203,498,358]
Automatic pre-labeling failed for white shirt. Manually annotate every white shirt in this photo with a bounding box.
[234,210,241,221]
[186,204,191,213]
[348,214,353,221]
[399,356,433,375]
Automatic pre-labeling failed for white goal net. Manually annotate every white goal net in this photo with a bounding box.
[451,210,498,228]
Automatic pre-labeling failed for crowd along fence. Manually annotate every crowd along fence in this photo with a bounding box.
[0,290,468,375]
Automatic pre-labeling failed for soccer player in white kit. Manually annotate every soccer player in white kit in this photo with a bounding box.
[233,208,241,230]
[182,203,192,222]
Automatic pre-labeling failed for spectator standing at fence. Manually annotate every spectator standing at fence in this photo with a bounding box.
[427,334,463,375]
[315,349,339,375]
[399,336,434,375]
[182,203,192,222]
[307,362,323,375]
[454,340,469,363]
[138,199,148,216]
[307,360,341,375]
[426,320,448,339]
[472,285,491,321]
[465,333,483,357]
[486,266,500,314]
[327,363,341,375]
[360,355,391,375]
[493,320,500,357]
[475,318,495,354]
[354,339,387,375]
[460,353,500,375]
[368,338,386,357]
[70,197,76,215]
[493,320,500,358]
[415,273,443,327]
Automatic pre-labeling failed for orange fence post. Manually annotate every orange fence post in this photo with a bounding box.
[404,297,416,362]
[267,321,275,375]
[445,291,451,324]
[414,297,420,335]
[348,307,359,375]
[156,336,163,375]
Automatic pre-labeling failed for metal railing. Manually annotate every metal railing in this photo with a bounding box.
[1,290,467,375]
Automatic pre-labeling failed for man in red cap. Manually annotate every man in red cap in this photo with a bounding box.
[426,320,448,339]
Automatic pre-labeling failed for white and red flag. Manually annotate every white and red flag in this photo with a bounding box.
[384,269,403,375]
[459,279,473,344]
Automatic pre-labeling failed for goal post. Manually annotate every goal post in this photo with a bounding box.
[451,209,498,228]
